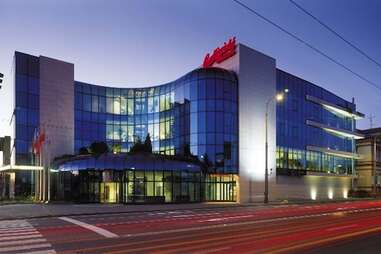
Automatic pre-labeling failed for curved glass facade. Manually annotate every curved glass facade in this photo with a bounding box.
[74,68,238,173]
[52,154,237,203]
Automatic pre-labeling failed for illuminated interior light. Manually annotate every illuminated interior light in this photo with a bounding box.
[0,165,44,171]
[343,189,348,199]
[323,104,363,120]
[306,95,364,120]
[328,189,333,199]
[310,188,317,200]
[322,127,364,140]
[306,120,364,140]
[307,145,360,159]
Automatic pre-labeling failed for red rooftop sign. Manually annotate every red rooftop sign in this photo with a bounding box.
[202,37,237,68]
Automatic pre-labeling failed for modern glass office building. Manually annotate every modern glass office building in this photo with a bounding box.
[2,39,365,202]
[276,70,362,176]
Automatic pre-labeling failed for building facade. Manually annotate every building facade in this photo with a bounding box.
[2,39,365,203]
[356,128,381,194]
[74,67,238,173]
[276,70,361,176]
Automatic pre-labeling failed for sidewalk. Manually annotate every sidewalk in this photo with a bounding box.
[0,198,374,220]
[0,202,246,220]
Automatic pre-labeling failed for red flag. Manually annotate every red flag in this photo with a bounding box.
[32,128,38,154]
[33,129,46,155]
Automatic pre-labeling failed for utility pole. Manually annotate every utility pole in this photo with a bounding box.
[368,114,376,129]
[0,73,3,89]
[264,89,289,204]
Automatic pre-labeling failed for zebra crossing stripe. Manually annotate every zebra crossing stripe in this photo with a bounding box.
[0,238,46,247]
[0,220,56,254]
[0,226,33,231]
[0,243,53,253]
[23,250,57,254]
[0,228,36,233]
[0,233,42,241]
[0,230,39,236]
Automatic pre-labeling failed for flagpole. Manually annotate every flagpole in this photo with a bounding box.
[41,130,45,202]
[39,152,42,201]
[39,128,43,202]
[30,138,34,199]
[47,136,50,202]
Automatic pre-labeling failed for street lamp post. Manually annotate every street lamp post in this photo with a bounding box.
[0,73,4,89]
[264,89,288,204]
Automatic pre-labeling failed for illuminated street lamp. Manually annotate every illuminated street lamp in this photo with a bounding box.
[264,88,288,203]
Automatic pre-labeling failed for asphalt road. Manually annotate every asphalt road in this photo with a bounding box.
[2,200,381,253]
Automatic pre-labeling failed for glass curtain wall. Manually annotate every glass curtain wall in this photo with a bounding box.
[74,68,238,174]
[276,69,356,175]
[14,52,40,197]
[276,146,353,174]
[53,170,237,203]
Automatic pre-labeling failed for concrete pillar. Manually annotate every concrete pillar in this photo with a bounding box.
[9,173,15,199]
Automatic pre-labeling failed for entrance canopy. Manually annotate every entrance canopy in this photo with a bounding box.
[56,153,202,172]
[0,165,43,172]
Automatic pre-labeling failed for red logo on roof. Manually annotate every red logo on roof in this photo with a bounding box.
[203,37,237,68]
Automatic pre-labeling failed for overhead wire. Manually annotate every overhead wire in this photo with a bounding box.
[289,0,381,71]
[232,0,381,92]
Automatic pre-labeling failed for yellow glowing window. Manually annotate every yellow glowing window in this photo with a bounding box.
[113,97,120,114]
[160,123,166,140]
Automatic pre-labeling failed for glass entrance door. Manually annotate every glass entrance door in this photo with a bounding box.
[100,182,119,203]
[133,177,145,202]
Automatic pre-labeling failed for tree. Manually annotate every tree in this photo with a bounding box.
[144,133,152,153]
[89,141,109,155]
[129,137,145,154]
[78,147,89,155]
[129,134,153,154]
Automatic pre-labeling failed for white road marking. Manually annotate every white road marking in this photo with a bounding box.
[0,228,36,233]
[0,230,39,236]
[0,220,56,253]
[0,238,46,247]
[59,216,119,238]
[0,225,32,229]
[202,215,254,222]
[0,243,53,253]
[171,214,198,218]
[22,250,57,254]
[0,234,42,242]
[149,212,167,215]
[123,206,380,238]
[0,233,42,241]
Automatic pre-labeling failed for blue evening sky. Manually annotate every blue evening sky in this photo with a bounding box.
[0,0,380,137]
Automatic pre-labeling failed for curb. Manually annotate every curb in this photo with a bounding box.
[1,203,245,221]
[0,198,377,221]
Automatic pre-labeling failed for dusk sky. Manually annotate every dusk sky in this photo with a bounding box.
[1,0,380,137]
